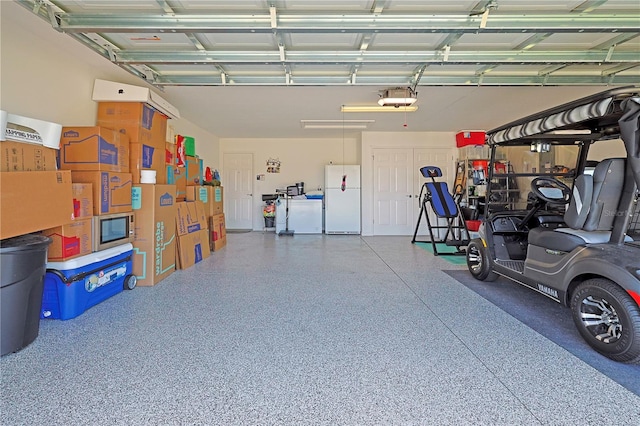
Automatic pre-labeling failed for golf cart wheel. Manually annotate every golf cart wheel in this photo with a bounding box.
[570,278,640,364]
[466,239,498,282]
[124,274,137,291]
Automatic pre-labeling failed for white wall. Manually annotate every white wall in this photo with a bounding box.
[361,131,457,236]
[0,2,219,168]
[220,136,359,230]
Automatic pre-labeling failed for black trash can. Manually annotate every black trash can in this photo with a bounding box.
[1,234,52,356]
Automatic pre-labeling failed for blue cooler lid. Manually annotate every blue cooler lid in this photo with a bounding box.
[47,243,133,270]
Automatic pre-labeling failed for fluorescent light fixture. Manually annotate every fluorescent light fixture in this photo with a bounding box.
[301,119,375,129]
[378,97,417,107]
[341,105,418,113]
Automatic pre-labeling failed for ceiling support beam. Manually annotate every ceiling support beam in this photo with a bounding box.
[592,33,638,50]
[186,33,206,51]
[514,33,552,50]
[45,3,60,30]
[470,0,496,16]
[435,33,463,51]
[410,65,427,91]
[150,73,640,86]
[112,49,639,65]
[155,0,174,15]
[572,0,608,13]
[42,12,640,34]
[601,64,638,76]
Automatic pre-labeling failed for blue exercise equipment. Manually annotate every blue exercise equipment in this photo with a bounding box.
[411,166,470,255]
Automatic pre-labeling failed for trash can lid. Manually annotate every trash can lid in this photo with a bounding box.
[0,234,52,253]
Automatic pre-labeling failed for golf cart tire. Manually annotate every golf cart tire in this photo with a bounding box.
[570,278,640,364]
[466,239,498,282]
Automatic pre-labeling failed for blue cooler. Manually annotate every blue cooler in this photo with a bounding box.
[42,243,136,320]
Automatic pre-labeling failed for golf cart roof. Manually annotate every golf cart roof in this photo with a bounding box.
[487,86,640,146]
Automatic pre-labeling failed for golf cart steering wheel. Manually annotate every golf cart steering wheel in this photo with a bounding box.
[530,176,571,205]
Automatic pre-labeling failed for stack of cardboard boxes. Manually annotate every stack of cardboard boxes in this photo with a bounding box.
[0,113,74,241]
[1,79,226,292]
[45,125,132,261]
[177,135,227,252]
[93,102,178,286]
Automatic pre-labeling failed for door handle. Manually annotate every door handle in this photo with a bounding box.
[407,194,412,198]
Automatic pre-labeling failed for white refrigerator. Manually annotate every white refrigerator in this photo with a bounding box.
[324,165,361,234]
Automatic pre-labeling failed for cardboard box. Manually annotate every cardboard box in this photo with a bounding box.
[211,186,223,215]
[71,171,133,215]
[0,140,58,172]
[129,143,167,185]
[209,213,227,252]
[0,170,74,240]
[455,131,486,148]
[131,184,177,286]
[59,126,130,172]
[96,102,168,148]
[42,218,92,261]
[187,186,223,217]
[173,166,187,201]
[176,229,210,270]
[185,155,202,186]
[185,185,205,202]
[72,183,93,219]
[175,200,207,236]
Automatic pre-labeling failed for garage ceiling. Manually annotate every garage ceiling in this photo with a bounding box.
[18,0,640,87]
[11,0,640,138]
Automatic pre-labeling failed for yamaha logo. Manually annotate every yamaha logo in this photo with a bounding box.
[537,284,558,298]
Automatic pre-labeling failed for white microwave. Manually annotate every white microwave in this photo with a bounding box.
[92,212,135,252]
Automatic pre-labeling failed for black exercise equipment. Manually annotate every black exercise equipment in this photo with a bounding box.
[411,166,470,255]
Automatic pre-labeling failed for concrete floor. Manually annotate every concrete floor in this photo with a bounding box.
[2,232,639,425]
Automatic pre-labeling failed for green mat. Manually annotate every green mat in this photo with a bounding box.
[414,242,468,265]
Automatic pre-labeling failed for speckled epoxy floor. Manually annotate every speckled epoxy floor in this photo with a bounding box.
[2,233,639,425]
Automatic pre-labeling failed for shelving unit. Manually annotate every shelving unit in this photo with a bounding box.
[487,160,520,211]
[456,145,491,219]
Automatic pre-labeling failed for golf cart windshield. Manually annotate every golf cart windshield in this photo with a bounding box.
[487,143,580,212]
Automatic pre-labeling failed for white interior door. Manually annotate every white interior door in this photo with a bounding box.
[414,149,454,238]
[372,148,454,236]
[373,149,414,235]
[223,153,253,230]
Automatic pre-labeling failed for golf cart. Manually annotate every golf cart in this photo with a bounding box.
[465,86,640,363]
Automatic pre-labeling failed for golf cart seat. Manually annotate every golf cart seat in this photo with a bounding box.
[528,158,626,252]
